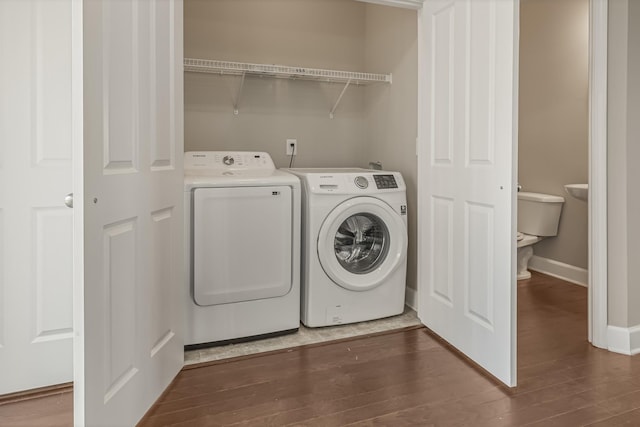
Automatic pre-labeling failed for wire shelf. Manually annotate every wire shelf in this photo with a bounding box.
[184,58,392,85]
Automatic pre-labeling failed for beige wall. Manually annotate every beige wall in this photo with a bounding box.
[607,0,640,328]
[518,0,589,269]
[184,0,368,168]
[363,5,418,290]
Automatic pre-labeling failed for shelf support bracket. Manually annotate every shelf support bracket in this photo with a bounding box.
[233,72,246,115]
[329,79,352,119]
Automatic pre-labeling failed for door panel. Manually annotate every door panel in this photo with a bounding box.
[75,0,184,424]
[151,0,175,170]
[0,0,74,395]
[465,202,494,327]
[33,208,74,342]
[431,197,454,303]
[149,208,177,357]
[418,0,517,387]
[102,219,137,404]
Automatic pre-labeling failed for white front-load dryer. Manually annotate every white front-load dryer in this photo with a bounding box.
[286,168,408,327]
[185,152,300,347]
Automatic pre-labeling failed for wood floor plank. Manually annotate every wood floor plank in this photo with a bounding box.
[595,389,640,417]
[524,404,613,427]
[584,407,640,426]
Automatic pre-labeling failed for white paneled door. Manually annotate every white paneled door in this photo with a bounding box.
[417,0,518,386]
[0,0,74,395]
[74,0,185,425]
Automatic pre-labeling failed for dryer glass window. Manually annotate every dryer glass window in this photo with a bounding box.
[334,213,389,274]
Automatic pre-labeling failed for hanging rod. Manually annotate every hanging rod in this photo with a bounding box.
[184,58,392,85]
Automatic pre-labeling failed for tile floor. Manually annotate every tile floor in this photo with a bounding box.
[184,306,421,365]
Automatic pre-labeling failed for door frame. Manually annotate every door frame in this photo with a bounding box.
[588,0,608,350]
[71,0,85,421]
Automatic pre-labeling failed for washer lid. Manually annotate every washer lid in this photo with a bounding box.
[317,197,407,291]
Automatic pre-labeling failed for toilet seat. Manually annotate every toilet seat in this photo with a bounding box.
[517,232,541,248]
[517,232,524,241]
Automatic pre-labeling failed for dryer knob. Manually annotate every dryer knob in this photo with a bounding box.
[354,176,369,189]
[223,155,235,166]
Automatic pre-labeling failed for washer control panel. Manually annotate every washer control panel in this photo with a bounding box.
[292,169,405,194]
[373,174,398,189]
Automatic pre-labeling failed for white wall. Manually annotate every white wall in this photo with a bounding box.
[518,0,589,270]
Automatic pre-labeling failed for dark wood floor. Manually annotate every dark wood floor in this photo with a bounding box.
[2,272,640,426]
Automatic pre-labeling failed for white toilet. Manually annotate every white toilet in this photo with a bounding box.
[517,192,565,280]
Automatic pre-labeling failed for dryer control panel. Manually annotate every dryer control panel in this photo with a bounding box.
[185,151,275,176]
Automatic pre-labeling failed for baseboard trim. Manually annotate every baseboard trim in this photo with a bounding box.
[607,325,640,355]
[405,286,417,311]
[528,255,588,287]
[0,382,73,405]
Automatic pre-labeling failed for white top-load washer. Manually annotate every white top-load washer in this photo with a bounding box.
[184,151,300,347]
[286,168,408,327]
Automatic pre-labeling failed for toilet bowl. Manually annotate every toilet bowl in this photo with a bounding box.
[517,232,542,280]
[516,192,564,280]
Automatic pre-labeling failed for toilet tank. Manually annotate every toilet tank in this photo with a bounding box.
[517,192,565,236]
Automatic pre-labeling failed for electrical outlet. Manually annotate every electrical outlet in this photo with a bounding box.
[286,139,298,155]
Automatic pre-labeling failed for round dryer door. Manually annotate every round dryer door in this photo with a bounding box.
[317,197,407,291]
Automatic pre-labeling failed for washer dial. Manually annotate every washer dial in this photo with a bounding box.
[354,176,369,189]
